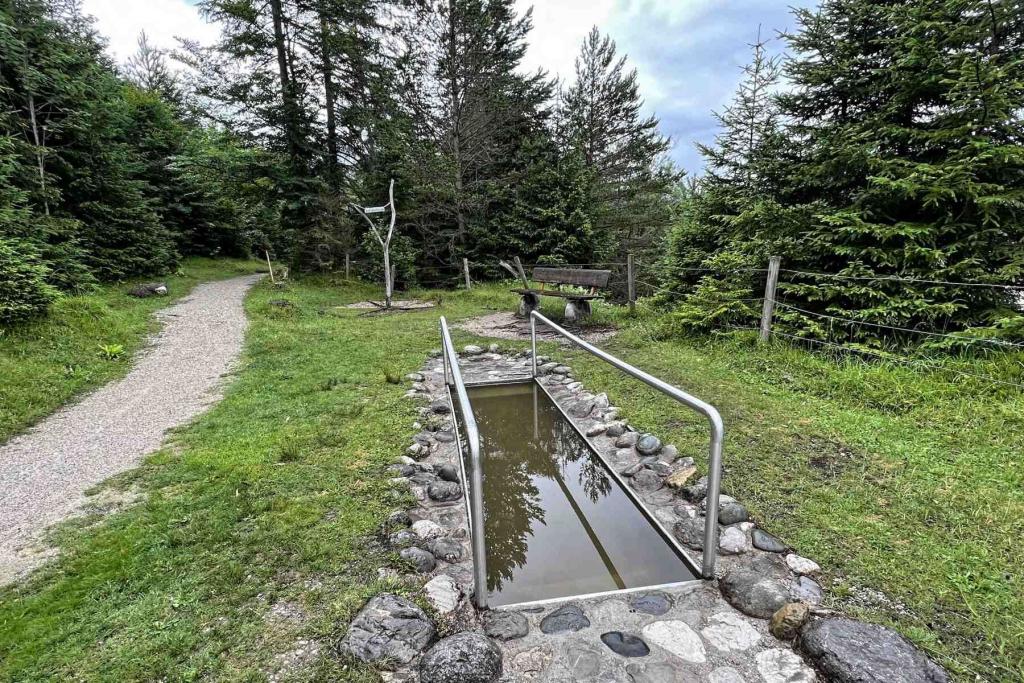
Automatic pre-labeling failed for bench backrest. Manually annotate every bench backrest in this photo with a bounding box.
[532,267,611,289]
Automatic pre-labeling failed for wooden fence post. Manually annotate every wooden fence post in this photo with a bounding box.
[627,253,636,314]
[345,252,350,279]
[463,258,472,290]
[265,250,275,285]
[390,263,397,295]
[760,256,782,342]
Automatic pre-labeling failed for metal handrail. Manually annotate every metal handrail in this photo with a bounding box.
[530,310,725,579]
[439,317,489,608]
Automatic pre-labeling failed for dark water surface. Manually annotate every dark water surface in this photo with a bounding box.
[465,382,695,606]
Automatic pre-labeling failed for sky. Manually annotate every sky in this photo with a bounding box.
[80,0,817,174]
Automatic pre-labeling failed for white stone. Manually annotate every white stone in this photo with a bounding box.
[585,423,607,436]
[785,554,821,575]
[394,455,416,466]
[487,343,500,353]
[593,393,609,410]
[719,527,751,555]
[708,667,746,683]
[756,649,816,683]
[408,443,424,456]
[701,612,760,652]
[423,575,462,614]
[412,520,444,539]
[654,508,678,525]
[463,345,484,355]
[738,521,755,532]
[641,620,707,663]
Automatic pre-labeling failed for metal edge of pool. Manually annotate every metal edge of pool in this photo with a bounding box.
[449,376,704,611]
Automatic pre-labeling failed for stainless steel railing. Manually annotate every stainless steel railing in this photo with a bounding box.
[530,310,725,579]
[438,317,489,608]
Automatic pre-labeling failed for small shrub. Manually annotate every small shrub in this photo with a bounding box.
[0,238,59,324]
[97,343,125,361]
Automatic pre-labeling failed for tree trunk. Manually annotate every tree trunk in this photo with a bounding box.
[319,10,339,182]
[26,92,49,216]
[269,0,301,167]
[447,0,467,243]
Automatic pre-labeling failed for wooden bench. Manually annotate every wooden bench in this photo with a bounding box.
[511,266,611,321]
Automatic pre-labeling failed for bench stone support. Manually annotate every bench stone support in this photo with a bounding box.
[517,292,540,317]
[564,299,592,322]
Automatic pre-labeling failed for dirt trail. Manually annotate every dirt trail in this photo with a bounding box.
[0,274,263,584]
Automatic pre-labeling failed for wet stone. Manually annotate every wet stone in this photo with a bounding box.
[605,422,627,438]
[629,591,672,616]
[586,423,607,436]
[718,502,749,525]
[673,516,707,550]
[435,431,456,443]
[425,538,464,563]
[483,610,529,641]
[540,604,590,634]
[570,400,595,418]
[635,434,663,456]
[339,594,435,669]
[621,462,644,477]
[436,463,460,483]
[792,576,824,604]
[799,617,950,683]
[615,432,640,448]
[681,476,708,502]
[430,400,452,415]
[645,461,672,477]
[400,547,437,573]
[601,632,650,657]
[419,632,502,683]
[427,481,462,503]
[752,529,787,553]
[719,569,790,618]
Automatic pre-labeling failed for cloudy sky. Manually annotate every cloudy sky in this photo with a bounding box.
[81,0,817,173]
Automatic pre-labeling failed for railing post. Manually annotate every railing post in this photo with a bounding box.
[760,256,782,342]
[627,253,636,314]
[530,313,538,377]
[463,258,472,290]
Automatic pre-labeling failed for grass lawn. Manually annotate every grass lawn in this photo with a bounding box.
[0,276,1020,681]
[0,257,266,443]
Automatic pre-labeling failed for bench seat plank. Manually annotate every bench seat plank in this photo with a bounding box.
[512,288,602,300]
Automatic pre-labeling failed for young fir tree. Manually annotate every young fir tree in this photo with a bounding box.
[775,0,1024,339]
[561,27,679,264]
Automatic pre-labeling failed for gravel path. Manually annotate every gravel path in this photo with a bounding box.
[0,273,263,584]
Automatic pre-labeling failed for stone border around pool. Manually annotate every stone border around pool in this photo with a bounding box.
[336,345,951,683]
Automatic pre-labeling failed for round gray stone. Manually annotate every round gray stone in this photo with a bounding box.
[388,510,412,527]
[628,591,672,615]
[605,422,627,438]
[483,610,529,641]
[635,434,662,456]
[540,604,590,634]
[681,476,708,502]
[673,516,707,550]
[792,576,824,604]
[389,530,419,548]
[437,463,460,483]
[719,569,790,618]
[428,481,462,502]
[463,345,484,355]
[425,538,465,563]
[435,430,456,443]
[630,468,663,492]
[339,594,436,669]
[430,400,452,414]
[718,502,749,525]
[601,632,650,657]
[799,617,950,683]
[400,547,437,573]
[615,432,640,448]
[419,632,503,683]
[752,529,787,553]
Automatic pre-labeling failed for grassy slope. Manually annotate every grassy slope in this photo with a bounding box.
[0,279,1019,681]
[0,257,266,444]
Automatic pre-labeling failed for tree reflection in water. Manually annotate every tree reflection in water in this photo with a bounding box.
[462,383,614,594]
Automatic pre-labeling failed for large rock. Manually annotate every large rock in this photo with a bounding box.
[483,610,529,641]
[425,538,465,563]
[339,594,436,669]
[785,553,821,575]
[630,469,663,492]
[752,529,787,553]
[635,434,663,456]
[540,604,590,634]
[673,516,707,550]
[428,481,462,503]
[799,618,950,683]
[719,569,790,618]
[718,526,750,555]
[718,502,749,525]
[605,422,627,438]
[400,547,437,573]
[436,463,460,483]
[615,432,640,448]
[424,575,463,614]
[128,281,168,297]
[419,632,503,683]
[770,602,809,640]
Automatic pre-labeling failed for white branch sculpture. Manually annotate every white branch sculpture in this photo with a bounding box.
[351,179,397,308]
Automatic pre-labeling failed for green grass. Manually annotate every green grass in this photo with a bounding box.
[0,278,1020,681]
[0,257,266,443]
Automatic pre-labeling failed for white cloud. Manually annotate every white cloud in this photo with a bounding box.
[515,0,616,81]
[80,0,219,64]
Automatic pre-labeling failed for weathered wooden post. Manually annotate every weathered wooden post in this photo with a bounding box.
[513,256,528,284]
[345,252,350,279]
[265,250,276,285]
[627,253,636,314]
[463,258,472,290]
[390,263,397,295]
[760,256,782,342]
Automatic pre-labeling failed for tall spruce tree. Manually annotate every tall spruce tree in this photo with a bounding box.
[774,0,1024,337]
[562,27,679,264]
